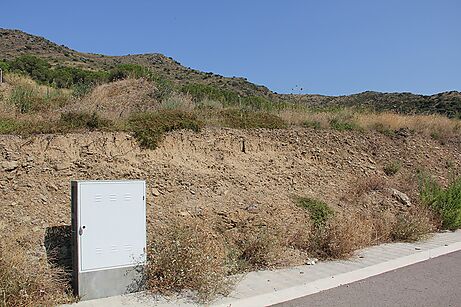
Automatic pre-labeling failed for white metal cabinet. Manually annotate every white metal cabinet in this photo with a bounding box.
[76,181,146,272]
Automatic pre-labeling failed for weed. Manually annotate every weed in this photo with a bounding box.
[297,197,334,228]
[383,161,401,176]
[236,229,283,269]
[0,118,21,134]
[9,85,33,113]
[420,175,461,230]
[0,234,71,307]
[330,116,360,131]
[145,221,231,302]
[128,110,202,149]
[390,209,434,242]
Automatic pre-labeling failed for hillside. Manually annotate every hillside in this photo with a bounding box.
[1,28,461,306]
[1,28,461,117]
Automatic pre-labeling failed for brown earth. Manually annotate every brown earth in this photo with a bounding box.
[1,128,460,270]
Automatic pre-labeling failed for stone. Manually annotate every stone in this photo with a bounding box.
[152,188,161,196]
[53,162,71,171]
[245,203,259,213]
[306,258,318,265]
[2,161,18,171]
[390,188,411,207]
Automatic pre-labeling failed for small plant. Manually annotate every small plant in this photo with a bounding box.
[0,234,72,306]
[329,116,360,131]
[383,161,401,176]
[128,110,202,149]
[420,175,461,230]
[0,118,21,134]
[236,229,282,269]
[390,210,433,242]
[146,221,231,302]
[297,197,334,228]
[9,85,33,113]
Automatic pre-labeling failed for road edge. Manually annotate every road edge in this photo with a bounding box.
[217,240,461,307]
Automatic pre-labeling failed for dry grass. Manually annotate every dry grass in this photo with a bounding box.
[0,233,72,307]
[279,108,461,141]
[145,220,232,302]
[235,228,284,269]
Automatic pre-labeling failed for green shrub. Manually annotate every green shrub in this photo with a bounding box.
[220,109,286,129]
[330,117,361,131]
[0,118,21,134]
[9,85,33,113]
[128,110,202,149]
[71,83,93,98]
[181,83,239,105]
[297,197,334,228]
[6,55,109,88]
[420,175,461,230]
[9,55,52,84]
[58,112,111,131]
[383,161,401,176]
[108,64,149,82]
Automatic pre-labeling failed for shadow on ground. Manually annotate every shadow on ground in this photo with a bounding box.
[44,225,73,285]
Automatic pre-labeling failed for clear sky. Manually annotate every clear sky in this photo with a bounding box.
[2,0,460,95]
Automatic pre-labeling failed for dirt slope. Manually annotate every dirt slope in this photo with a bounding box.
[1,128,460,268]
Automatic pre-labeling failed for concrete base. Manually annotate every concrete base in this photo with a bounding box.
[76,265,145,301]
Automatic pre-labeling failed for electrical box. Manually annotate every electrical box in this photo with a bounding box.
[71,180,146,300]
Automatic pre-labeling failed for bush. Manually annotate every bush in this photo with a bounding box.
[390,210,434,242]
[128,110,202,149]
[330,117,361,131]
[297,197,334,228]
[58,112,111,131]
[0,118,22,134]
[6,55,109,88]
[108,64,149,82]
[145,221,230,302]
[181,83,239,105]
[383,161,401,176]
[236,229,283,269]
[9,85,33,113]
[220,109,287,129]
[420,175,461,230]
[0,234,71,306]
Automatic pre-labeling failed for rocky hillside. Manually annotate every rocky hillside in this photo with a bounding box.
[1,28,460,117]
[1,127,460,260]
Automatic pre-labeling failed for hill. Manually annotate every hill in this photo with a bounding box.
[1,28,461,117]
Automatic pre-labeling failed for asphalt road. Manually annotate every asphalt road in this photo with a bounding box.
[274,250,461,307]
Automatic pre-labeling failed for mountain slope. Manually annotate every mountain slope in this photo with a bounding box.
[1,28,460,117]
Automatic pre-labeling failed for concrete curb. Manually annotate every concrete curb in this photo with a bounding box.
[218,241,461,307]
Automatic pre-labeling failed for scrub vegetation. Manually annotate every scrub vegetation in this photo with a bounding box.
[1,29,461,305]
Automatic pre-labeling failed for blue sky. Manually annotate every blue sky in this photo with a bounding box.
[2,0,460,95]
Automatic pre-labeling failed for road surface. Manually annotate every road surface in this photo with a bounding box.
[274,250,461,307]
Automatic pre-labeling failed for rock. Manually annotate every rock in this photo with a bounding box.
[152,188,161,196]
[390,188,411,207]
[306,258,318,265]
[2,161,18,171]
[244,203,259,213]
[53,162,71,171]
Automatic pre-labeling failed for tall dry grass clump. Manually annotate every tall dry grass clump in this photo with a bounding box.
[145,220,232,302]
[0,234,71,307]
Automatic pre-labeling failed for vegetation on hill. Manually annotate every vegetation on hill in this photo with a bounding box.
[1,28,461,305]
